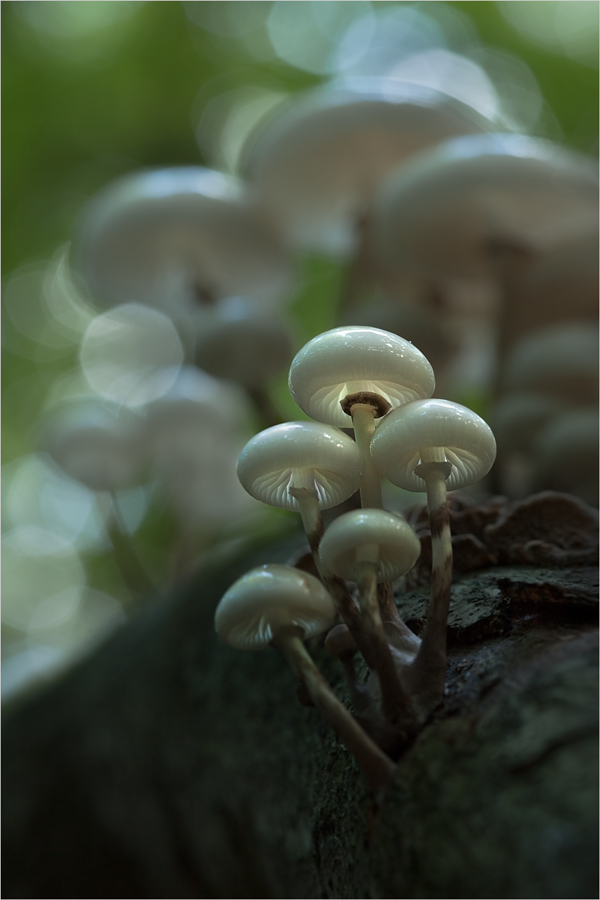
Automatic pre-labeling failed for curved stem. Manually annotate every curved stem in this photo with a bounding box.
[356,562,415,726]
[405,460,452,715]
[273,626,397,795]
[351,404,383,509]
[105,493,157,600]
[247,386,283,430]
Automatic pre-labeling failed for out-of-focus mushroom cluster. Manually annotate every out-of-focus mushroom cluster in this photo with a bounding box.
[4,41,597,702]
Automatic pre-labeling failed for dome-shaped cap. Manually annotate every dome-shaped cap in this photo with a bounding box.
[371,398,497,492]
[40,401,144,492]
[246,83,487,257]
[74,167,294,318]
[215,564,336,650]
[491,392,563,455]
[319,509,421,583]
[372,133,598,281]
[236,421,364,511]
[288,326,435,427]
[195,310,295,389]
[502,323,599,405]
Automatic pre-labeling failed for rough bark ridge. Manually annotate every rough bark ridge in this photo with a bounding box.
[2,496,599,900]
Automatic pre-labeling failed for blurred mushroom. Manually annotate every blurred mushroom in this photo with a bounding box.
[533,410,599,506]
[245,82,489,259]
[74,167,295,325]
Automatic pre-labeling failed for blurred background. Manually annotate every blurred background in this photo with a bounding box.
[2,1,598,699]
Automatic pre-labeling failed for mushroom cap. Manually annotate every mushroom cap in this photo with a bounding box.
[534,409,599,503]
[214,564,336,650]
[288,326,435,427]
[491,392,563,455]
[502,323,599,405]
[319,509,421,583]
[195,310,295,389]
[236,421,364,511]
[371,398,497,492]
[372,133,598,281]
[246,83,487,257]
[40,402,144,492]
[75,167,294,317]
[501,230,599,344]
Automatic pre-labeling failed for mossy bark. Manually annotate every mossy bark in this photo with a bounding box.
[2,528,598,899]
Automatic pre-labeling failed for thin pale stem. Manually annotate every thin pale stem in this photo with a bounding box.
[351,404,383,509]
[273,626,397,795]
[405,461,452,714]
[356,562,415,726]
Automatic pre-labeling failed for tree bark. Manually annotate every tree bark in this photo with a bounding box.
[2,526,598,900]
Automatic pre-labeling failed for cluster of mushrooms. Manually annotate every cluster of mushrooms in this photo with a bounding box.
[35,80,596,636]
[214,324,496,794]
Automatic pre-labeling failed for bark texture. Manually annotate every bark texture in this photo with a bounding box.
[3,500,599,900]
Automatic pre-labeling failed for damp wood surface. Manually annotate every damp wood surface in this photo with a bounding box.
[2,504,599,900]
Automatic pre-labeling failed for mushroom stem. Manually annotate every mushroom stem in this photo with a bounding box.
[246,386,283,429]
[272,625,397,794]
[351,404,383,509]
[405,455,452,712]
[356,561,415,726]
[106,492,157,601]
[289,469,324,563]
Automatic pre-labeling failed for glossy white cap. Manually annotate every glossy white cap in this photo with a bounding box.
[236,421,364,511]
[319,509,420,583]
[288,326,435,427]
[215,564,336,650]
[371,398,497,492]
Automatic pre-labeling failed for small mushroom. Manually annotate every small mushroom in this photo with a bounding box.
[533,409,599,506]
[371,398,496,715]
[194,308,295,427]
[502,323,599,407]
[215,564,396,793]
[319,509,421,725]
[288,326,435,508]
[74,167,294,323]
[236,421,365,560]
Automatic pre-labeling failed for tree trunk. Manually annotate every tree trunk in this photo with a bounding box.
[3,523,598,899]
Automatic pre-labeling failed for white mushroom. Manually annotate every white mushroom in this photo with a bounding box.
[246,83,488,258]
[533,409,599,506]
[236,421,364,558]
[319,509,421,723]
[371,398,496,713]
[288,326,435,508]
[74,167,295,323]
[372,132,598,283]
[215,564,396,792]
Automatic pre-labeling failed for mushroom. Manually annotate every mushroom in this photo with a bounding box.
[194,308,295,427]
[245,82,488,259]
[288,326,435,508]
[319,509,421,725]
[74,167,295,325]
[533,410,599,506]
[214,564,396,792]
[369,132,598,379]
[371,398,496,715]
[236,421,364,560]
[40,400,154,598]
[501,323,599,407]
